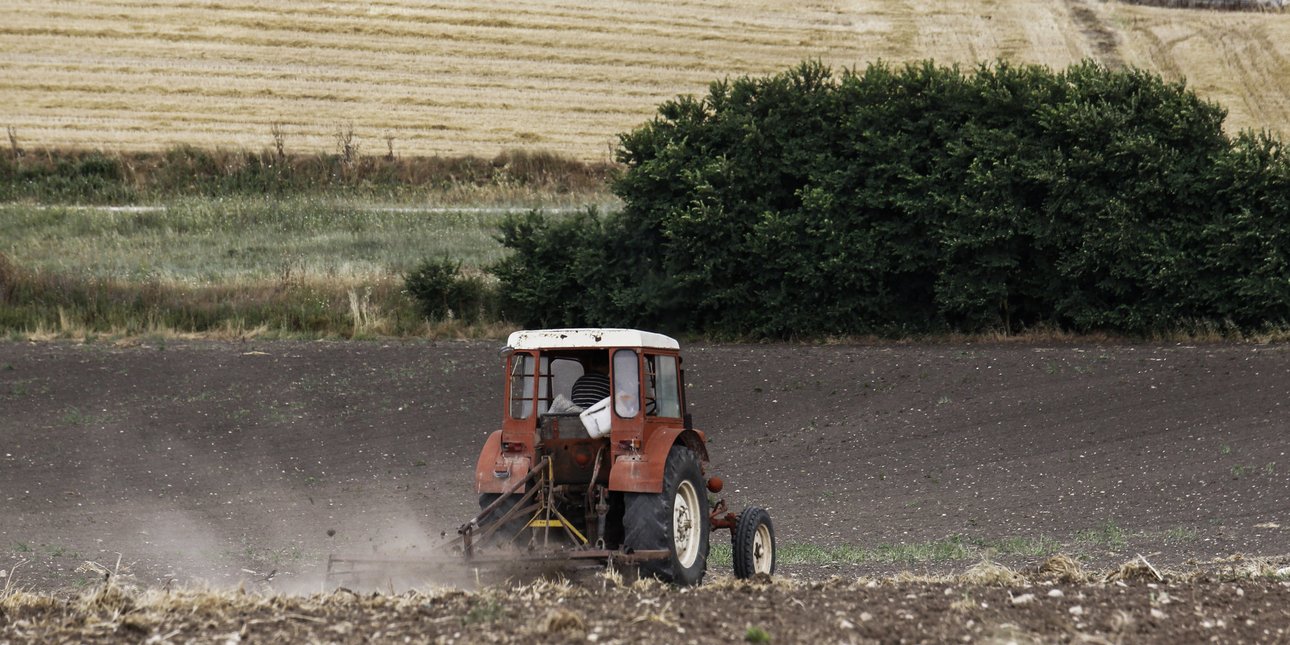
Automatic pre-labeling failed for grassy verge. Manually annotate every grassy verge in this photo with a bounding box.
[0,147,616,205]
[0,198,558,338]
[0,199,534,280]
[0,257,518,340]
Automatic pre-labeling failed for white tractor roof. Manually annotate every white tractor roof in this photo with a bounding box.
[507,328,680,351]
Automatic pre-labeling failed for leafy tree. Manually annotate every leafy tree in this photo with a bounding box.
[495,60,1289,337]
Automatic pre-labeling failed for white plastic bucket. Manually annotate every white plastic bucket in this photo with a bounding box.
[579,396,612,438]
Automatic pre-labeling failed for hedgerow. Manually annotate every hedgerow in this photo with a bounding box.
[496,60,1290,336]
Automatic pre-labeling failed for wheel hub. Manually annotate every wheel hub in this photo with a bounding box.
[673,480,702,568]
[752,523,772,574]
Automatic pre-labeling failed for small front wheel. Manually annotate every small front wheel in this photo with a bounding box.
[732,506,775,579]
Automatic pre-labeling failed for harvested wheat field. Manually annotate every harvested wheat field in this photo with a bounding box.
[2,340,1290,641]
[0,0,1287,159]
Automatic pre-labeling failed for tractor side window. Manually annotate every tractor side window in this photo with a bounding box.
[510,352,534,419]
[612,349,639,418]
[647,355,681,418]
[537,355,552,415]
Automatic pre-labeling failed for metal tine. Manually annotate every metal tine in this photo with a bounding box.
[467,456,550,527]
[471,459,550,546]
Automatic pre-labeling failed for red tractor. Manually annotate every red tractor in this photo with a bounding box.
[466,328,776,585]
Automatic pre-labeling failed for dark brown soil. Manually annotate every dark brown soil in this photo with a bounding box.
[5,575,1290,644]
[2,339,1289,641]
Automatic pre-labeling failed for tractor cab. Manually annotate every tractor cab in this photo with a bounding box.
[481,329,694,492]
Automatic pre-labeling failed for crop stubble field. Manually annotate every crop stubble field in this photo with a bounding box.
[2,340,1289,642]
[0,0,1288,159]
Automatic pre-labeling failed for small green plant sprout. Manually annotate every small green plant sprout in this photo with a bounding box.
[1231,465,1249,479]
[60,406,90,425]
[464,598,503,625]
[1220,444,1232,455]
[1164,527,1198,544]
[1263,462,1276,476]
[1076,521,1128,550]
[745,626,772,643]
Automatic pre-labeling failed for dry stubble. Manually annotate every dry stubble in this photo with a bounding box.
[3,1,1283,159]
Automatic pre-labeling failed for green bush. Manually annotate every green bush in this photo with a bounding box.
[496,59,1290,337]
[405,258,493,323]
[492,207,690,331]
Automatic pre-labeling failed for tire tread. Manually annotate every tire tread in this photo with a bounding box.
[623,445,709,585]
[732,506,774,579]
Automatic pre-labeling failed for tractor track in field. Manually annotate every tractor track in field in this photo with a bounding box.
[1065,0,1126,70]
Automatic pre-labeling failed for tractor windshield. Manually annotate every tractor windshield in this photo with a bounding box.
[645,354,682,418]
[545,356,587,412]
[521,350,615,416]
[511,349,656,420]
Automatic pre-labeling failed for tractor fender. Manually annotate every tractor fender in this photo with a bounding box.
[475,430,531,494]
[608,427,708,493]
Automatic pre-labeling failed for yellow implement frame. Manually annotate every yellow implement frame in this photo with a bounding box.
[523,457,588,545]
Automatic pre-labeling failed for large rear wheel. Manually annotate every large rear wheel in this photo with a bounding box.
[623,445,709,585]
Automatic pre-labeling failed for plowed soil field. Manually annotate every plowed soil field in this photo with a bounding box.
[2,339,1289,642]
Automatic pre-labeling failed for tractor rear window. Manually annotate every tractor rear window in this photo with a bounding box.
[510,352,535,419]
[612,349,639,418]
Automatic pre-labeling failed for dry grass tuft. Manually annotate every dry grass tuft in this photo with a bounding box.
[347,287,392,337]
[1207,553,1288,580]
[1104,555,1165,583]
[0,560,28,601]
[597,565,625,589]
[631,575,664,593]
[704,573,803,593]
[960,560,1024,586]
[79,583,136,616]
[1035,554,1089,584]
[539,608,586,635]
